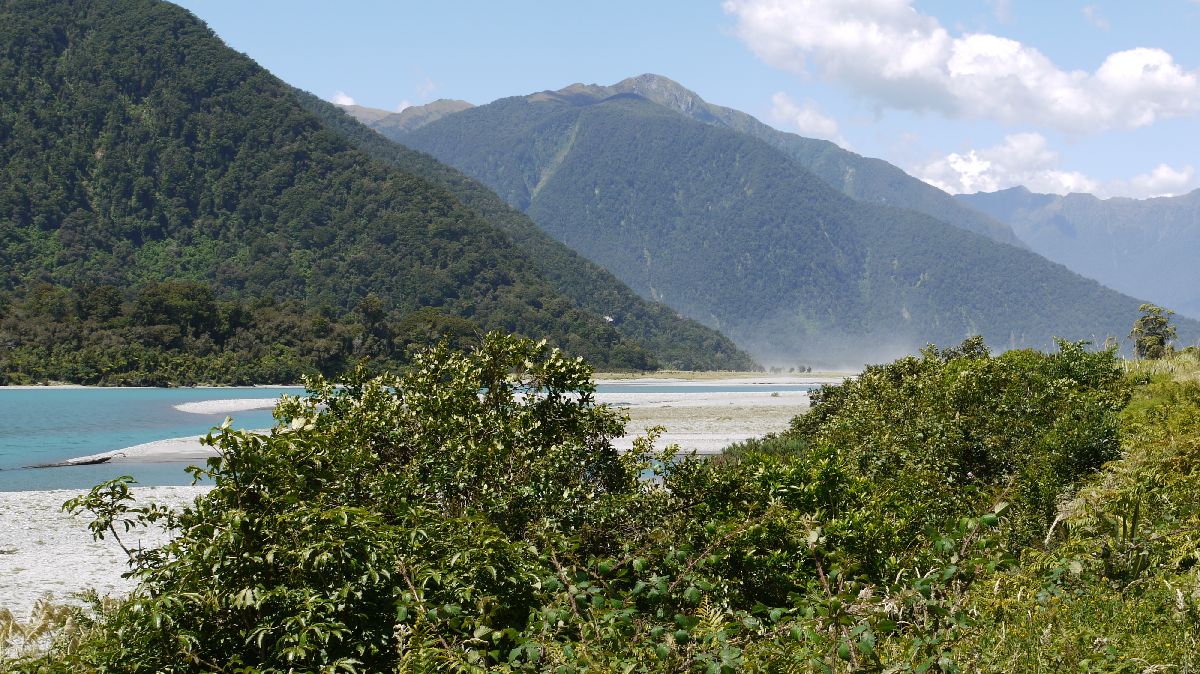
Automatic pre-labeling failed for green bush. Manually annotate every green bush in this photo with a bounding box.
[26,335,1180,674]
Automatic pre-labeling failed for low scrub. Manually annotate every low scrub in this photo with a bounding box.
[13,335,1197,672]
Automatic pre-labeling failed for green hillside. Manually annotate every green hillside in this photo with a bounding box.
[298,91,754,370]
[353,74,1022,249]
[0,0,747,382]
[398,91,1199,364]
[960,186,1200,319]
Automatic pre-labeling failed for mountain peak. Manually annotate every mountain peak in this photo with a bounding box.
[338,98,474,134]
[609,74,711,118]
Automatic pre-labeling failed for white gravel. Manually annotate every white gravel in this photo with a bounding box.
[0,486,210,621]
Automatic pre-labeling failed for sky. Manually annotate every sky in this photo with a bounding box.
[173,0,1200,200]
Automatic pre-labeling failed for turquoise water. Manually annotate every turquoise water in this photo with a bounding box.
[0,382,816,492]
[0,388,301,491]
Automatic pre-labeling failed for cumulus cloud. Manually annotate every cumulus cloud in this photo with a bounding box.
[915,133,1195,198]
[769,93,849,147]
[1126,163,1197,197]
[331,91,356,106]
[395,100,413,113]
[723,0,1200,131]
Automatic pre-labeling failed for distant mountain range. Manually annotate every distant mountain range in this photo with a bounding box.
[959,187,1200,320]
[346,75,1023,249]
[342,80,1199,364]
[0,0,752,374]
[342,99,474,136]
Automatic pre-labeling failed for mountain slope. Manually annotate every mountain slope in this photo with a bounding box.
[0,0,743,373]
[959,186,1200,319]
[397,90,1199,364]
[297,90,754,370]
[582,75,1025,248]
[350,74,1022,249]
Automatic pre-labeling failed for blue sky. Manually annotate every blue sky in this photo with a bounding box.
[174,0,1200,199]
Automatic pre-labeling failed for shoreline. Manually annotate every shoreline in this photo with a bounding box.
[1,374,853,389]
[14,374,850,476]
[0,376,844,619]
[0,384,305,390]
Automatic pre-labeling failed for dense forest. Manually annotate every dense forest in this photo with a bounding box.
[442,74,1026,249]
[0,280,498,385]
[293,90,753,372]
[8,333,1198,671]
[961,186,1200,320]
[0,0,750,383]
[398,91,1199,364]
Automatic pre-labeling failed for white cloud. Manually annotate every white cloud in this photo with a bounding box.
[915,133,1195,198]
[769,93,849,147]
[1082,5,1109,30]
[331,91,356,106]
[395,100,413,113]
[723,0,1200,131]
[1126,163,1196,197]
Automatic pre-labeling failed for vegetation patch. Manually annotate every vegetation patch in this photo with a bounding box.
[10,333,1195,672]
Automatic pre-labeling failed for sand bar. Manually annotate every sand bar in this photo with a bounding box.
[173,398,282,414]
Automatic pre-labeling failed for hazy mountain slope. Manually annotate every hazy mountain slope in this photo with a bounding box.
[597,75,1024,248]
[399,92,1198,364]
[0,0,714,371]
[297,90,755,370]
[373,74,1022,249]
[960,187,1200,319]
[341,99,475,135]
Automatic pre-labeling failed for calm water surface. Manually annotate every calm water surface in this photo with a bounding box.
[0,382,815,491]
[0,388,300,491]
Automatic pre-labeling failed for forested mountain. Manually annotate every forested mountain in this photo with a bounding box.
[396,89,1199,364]
[341,99,474,136]
[959,186,1200,319]
[297,91,752,370]
[350,74,1022,248]
[0,0,750,383]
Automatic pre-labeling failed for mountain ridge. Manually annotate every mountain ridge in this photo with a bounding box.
[298,89,755,370]
[338,98,475,135]
[394,88,1199,364]
[341,74,1024,249]
[959,186,1200,319]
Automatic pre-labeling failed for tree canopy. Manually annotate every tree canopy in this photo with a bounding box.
[0,0,752,381]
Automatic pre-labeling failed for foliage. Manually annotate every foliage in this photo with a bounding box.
[938,350,1200,671]
[1130,303,1177,360]
[21,334,1177,673]
[0,0,748,378]
[782,336,1130,559]
[295,89,755,371]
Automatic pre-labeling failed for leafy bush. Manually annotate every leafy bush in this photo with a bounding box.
[25,335,1178,673]
[783,337,1129,566]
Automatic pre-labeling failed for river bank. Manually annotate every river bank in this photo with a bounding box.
[0,374,849,619]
